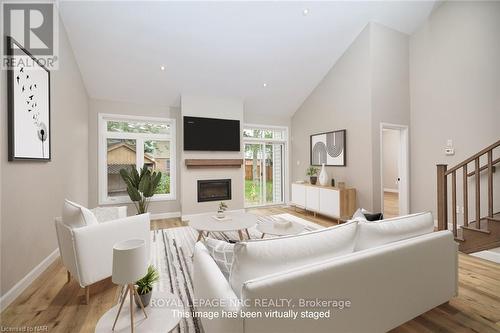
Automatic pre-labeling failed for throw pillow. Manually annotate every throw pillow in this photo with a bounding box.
[91,206,127,223]
[363,212,384,221]
[62,199,98,228]
[203,238,235,279]
[352,208,367,221]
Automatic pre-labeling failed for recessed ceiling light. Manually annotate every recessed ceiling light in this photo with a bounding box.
[160,65,166,71]
[302,8,309,16]
[263,83,268,87]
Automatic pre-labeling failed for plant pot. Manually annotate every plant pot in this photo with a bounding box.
[217,211,225,219]
[135,291,152,308]
[310,176,318,185]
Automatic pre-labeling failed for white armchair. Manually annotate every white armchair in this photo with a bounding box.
[55,204,150,304]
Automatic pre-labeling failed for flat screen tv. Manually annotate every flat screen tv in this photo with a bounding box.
[184,116,240,151]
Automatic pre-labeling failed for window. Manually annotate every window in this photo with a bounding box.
[98,114,176,204]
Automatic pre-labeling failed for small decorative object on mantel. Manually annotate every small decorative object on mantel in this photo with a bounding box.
[310,129,346,166]
[331,178,335,187]
[135,265,159,307]
[306,166,319,185]
[319,163,329,186]
[217,201,228,219]
[7,36,51,161]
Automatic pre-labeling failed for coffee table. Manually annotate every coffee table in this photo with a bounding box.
[188,212,258,241]
[257,220,305,238]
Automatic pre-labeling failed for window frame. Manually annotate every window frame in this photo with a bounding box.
[98,113,176,205]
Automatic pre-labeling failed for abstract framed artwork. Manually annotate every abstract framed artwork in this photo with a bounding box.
[7,36,51,161]
[310,129,346,166]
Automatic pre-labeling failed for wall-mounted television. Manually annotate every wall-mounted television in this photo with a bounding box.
[183,116,240,151]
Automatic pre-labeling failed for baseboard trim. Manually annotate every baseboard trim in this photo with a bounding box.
[0,249,59,312]
[384,188,399,193]
[150,211,181,220]
[181,209,245,221]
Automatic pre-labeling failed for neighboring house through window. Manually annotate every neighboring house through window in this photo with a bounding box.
[98,114,176,204]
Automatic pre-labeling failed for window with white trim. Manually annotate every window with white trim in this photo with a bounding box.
[98,114,176,204]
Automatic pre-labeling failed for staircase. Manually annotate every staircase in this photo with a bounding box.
[436,140,500,253]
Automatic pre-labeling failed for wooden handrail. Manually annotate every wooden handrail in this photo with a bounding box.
[437,139,500,237]
[445,140,500,175]
[467,157,499,177]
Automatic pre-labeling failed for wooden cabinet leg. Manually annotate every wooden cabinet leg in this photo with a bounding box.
[66,270,71,283]
[85,286,90,305]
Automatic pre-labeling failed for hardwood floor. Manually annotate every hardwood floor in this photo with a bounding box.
[384,191,399,218]
[1,206,499,332]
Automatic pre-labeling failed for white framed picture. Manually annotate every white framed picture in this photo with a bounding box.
[7,36,51,161]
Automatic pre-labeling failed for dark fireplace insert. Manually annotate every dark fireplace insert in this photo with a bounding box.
[197,179,231,202]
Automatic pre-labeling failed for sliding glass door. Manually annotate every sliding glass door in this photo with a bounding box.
[244,142,285,207]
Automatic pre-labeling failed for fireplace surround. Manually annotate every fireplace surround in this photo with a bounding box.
[197,179,231,202]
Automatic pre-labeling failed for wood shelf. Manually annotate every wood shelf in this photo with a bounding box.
[185,159,243,168]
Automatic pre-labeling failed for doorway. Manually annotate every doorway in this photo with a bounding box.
[380,123,409,217]
[244,142,285,207]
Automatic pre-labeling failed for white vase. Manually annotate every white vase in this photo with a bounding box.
[319,163,329,186]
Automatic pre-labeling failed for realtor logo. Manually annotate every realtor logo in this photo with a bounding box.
[2,1,59,69]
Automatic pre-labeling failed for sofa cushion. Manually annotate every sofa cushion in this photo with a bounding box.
[203,238,235,279]
[354,212,434,251]
[62,199,98,228]
[229,220,358,297]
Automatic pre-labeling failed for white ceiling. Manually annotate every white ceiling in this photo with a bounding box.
[59,1,435,118]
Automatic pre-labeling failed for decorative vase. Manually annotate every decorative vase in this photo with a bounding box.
[135,291,152,307]
[310,176,318,185]
[319,163,329,186]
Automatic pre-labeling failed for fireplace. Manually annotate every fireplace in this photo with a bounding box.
[197,179,232,202]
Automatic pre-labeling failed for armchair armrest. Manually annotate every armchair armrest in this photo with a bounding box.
[72,213,150,286]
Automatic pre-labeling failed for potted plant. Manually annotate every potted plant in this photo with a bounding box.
[217,201,228,218]
[135,265,159,307]
[306,166,319,185]
[120,165,162,214]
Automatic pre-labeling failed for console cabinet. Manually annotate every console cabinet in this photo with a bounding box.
[291,183,356,220]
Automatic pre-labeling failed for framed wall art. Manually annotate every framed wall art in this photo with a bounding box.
[7,36,51,161]
[310,129,346,166]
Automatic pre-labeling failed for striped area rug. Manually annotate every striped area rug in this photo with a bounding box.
[149,213,322,333]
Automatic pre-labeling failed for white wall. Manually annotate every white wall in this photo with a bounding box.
[291,23,410,211]
[87,99,181,216]
[382,129,400,191]
[180,95,245,216]
[370,24,410,211]
[410,1,500,218]
[1,21,89,295]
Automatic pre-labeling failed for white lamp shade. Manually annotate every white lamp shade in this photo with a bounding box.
[112,239,147,285]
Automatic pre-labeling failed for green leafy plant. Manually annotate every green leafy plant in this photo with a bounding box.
[306,166,318,176]
[218,201,228,212]
[120,165,162,214]
[136,265,159,295]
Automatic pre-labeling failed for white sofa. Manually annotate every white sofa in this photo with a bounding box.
[55,201,150,303]
[193,212,458,333]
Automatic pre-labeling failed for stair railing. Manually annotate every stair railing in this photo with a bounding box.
[437,140,500,236]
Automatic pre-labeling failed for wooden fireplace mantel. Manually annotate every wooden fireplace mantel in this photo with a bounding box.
[185,159,243,168]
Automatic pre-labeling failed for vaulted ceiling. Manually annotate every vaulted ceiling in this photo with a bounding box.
[59,1,436,118]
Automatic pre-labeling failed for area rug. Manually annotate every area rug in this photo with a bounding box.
[149,213,322,333]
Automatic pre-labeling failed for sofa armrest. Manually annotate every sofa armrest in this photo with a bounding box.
[193,242,243,333]
[72,213,150,286]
